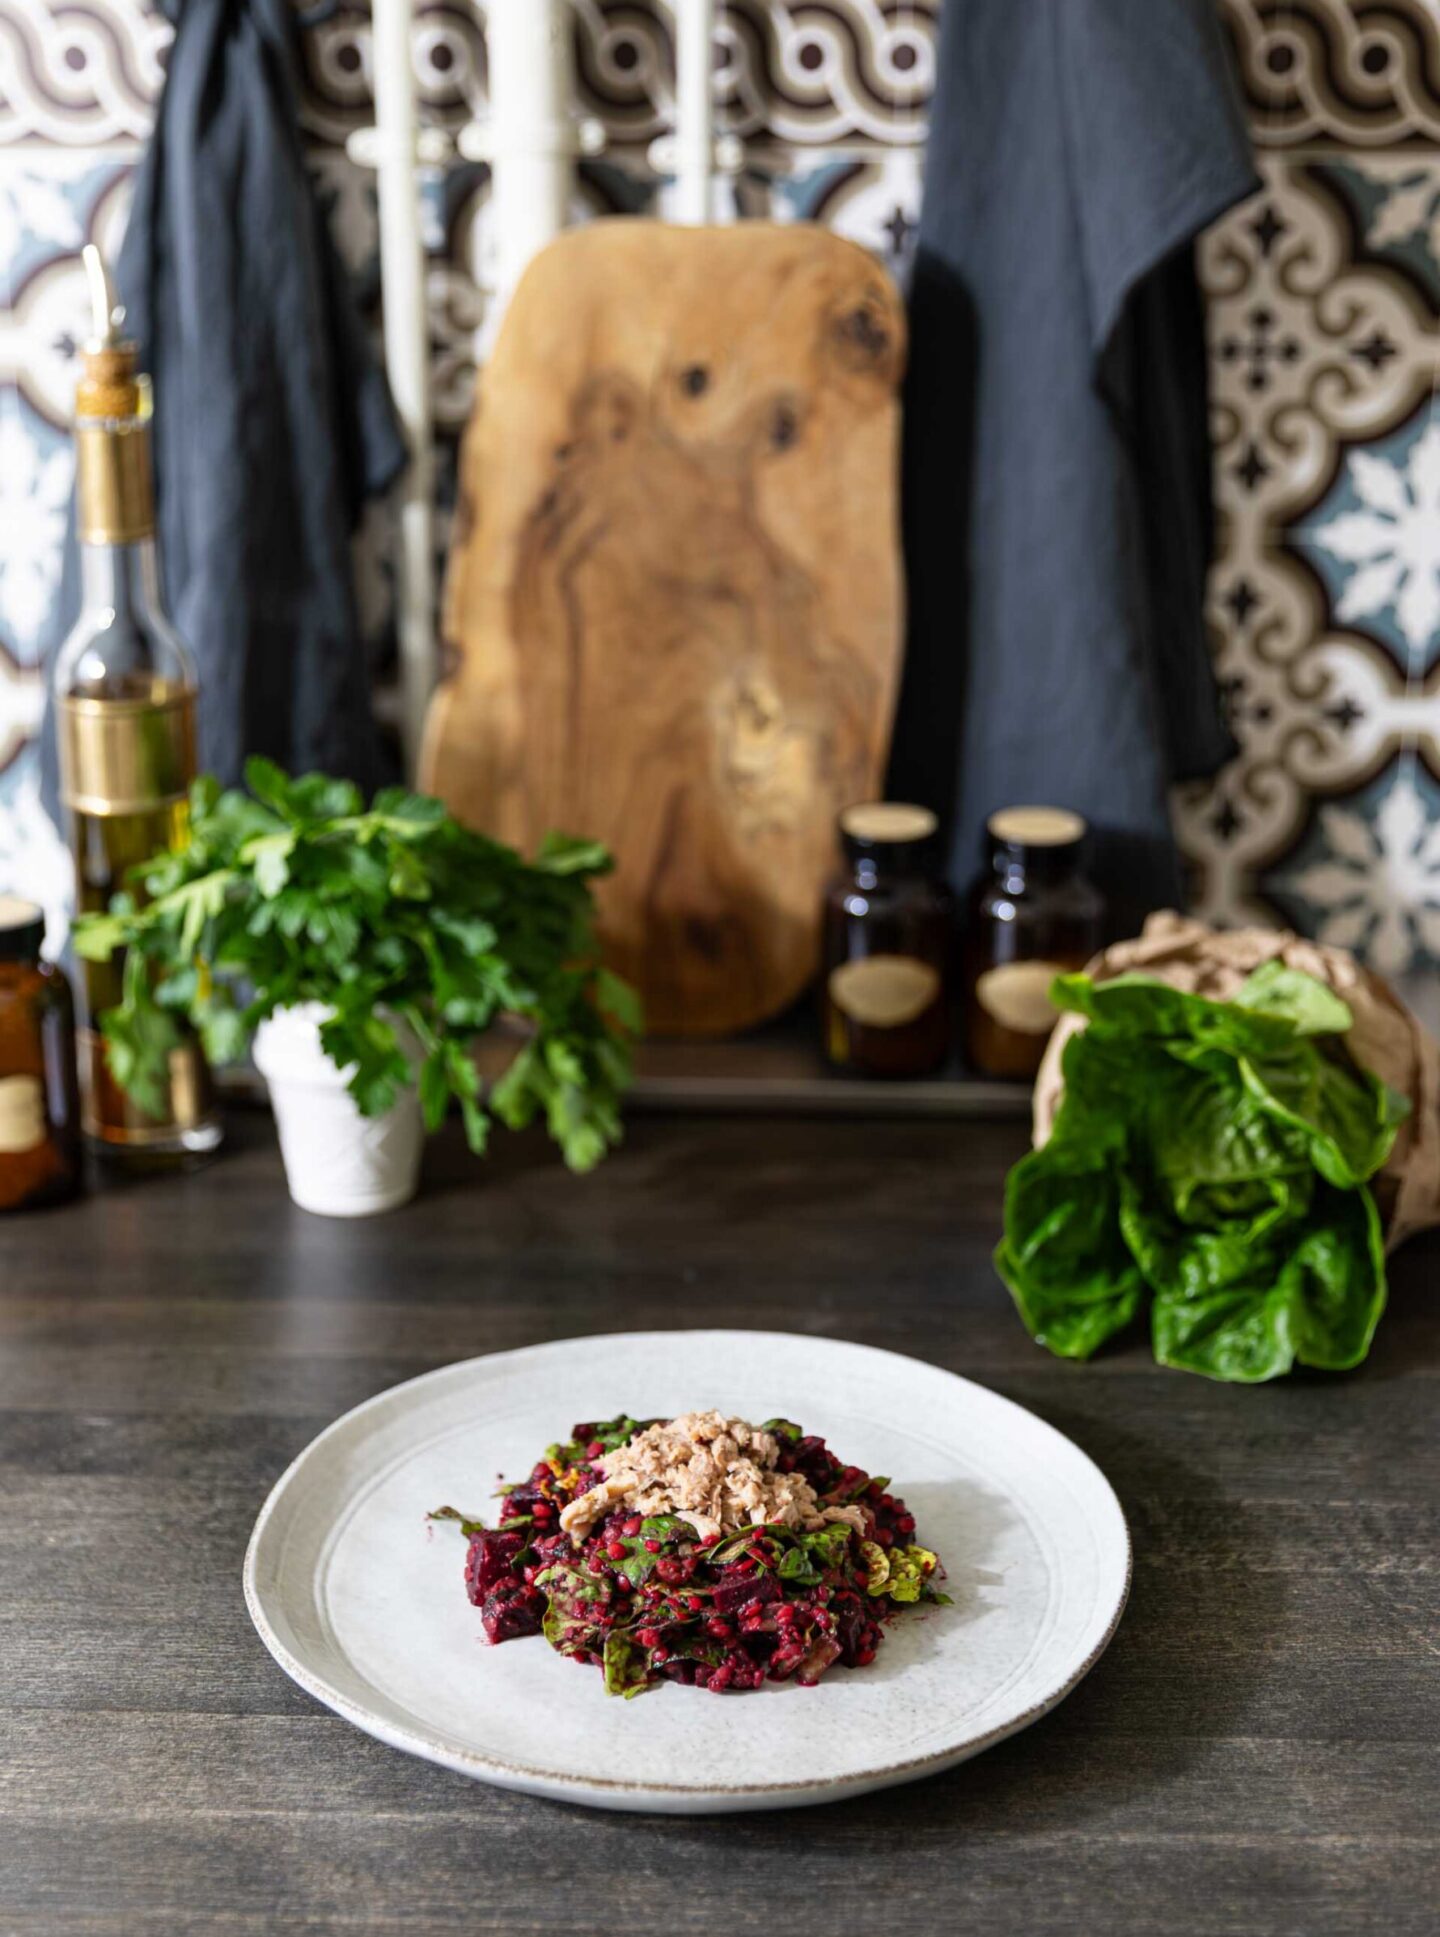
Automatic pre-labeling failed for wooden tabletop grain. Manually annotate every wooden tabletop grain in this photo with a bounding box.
[1,1108,1436,1936]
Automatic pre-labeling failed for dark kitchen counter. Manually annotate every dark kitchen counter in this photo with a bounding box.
[2,1107,1436,1936]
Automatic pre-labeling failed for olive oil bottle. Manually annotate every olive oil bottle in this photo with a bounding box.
[53,246,221,1161]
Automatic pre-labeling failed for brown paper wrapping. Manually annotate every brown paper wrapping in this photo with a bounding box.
[1032,911,1440,1252]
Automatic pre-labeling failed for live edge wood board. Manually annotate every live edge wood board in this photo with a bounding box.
[422,221,906,1037]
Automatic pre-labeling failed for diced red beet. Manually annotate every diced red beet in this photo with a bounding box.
[480,1584,545,1645]
[712,1570,782,1615]
[795,1635,843,1685]
[790,1434,842,1491]
[498,1483,545,1518]
[834,1595,864,1653]
[465,1528,527,1605]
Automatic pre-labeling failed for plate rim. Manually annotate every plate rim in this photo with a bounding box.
[243,1329,1132,1810]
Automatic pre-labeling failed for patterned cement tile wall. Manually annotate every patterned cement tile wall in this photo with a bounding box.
[1,1,1437,990]
[1188,0,1440,994]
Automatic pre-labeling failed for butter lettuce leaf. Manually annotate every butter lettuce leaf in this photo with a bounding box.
[995,1131,1147,1360]
[1150,1185,1386,1381]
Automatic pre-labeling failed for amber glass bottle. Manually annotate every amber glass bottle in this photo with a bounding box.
[822,803,953,1077]
[0,898,81,1211]
[53,247,220,1163]
[961,807,1104,1081]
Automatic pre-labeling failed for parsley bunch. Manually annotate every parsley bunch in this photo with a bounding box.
[72,759,639,1171]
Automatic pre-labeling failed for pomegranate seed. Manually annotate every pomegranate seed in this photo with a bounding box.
[623,1516,643,1536]
[614,1576,631,1594]
[643,1538,661,1553]
[687,1595,705,1612]
[532,1504,552,1520]
[707,1617,732,1640]
[606,1540,627,1560]
[637,1627,659,1647]
[897,1513,916,1534]
[585,1440,604,1460]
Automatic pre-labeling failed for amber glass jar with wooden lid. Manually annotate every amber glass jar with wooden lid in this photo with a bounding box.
[822,803,954,1077]
[961,807,1104,1081]
[0,898,81,1211]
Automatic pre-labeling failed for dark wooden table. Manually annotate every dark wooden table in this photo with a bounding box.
[2,1109,1436,1935]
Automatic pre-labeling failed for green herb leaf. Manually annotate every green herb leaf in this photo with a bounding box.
[639,1515,693,1543]
[596,967,644,1033]
[427,1506,487,1537]
[697,1529,758,1565]
[877,1544,941,1604]
[859,1540,889,1594]
[589,1415,644,1453]
[602,1629,653,1699]
[242,832,295,897]
[71,913,128,962]
[535,831,612,876]
[800,1523,855,1573]
[760,1418,803,1445]
[418,1051,451,1133]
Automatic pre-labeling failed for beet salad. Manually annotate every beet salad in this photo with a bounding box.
[431,1409,949,1697]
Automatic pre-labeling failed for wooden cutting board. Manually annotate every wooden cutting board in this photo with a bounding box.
[421,220,906,1036]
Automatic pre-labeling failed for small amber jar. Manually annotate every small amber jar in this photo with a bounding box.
[0,897,82,1211]
[822,803,953,1078]
[961,807,1105,1081]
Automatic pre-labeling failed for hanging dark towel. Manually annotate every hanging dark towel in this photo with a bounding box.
[887,0,1258,931]
[42,0,405,806]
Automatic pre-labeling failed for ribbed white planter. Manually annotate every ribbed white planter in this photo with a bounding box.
[252,1004,424,1218]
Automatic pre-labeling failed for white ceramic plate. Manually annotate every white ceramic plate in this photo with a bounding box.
[244,1331,1129,1814]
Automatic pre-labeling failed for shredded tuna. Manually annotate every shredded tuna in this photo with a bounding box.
[558,1411,858,1543]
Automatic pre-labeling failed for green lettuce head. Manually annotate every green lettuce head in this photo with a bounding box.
[994,963,1409,1383]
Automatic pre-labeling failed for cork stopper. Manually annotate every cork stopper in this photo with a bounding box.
[75,244,143,421]
[839,802,938,844]
[987,806,1087,848]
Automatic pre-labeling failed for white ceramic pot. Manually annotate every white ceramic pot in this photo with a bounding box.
[252,1003,424,1218]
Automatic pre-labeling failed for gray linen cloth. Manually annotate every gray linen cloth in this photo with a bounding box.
[888,0,1259,928]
